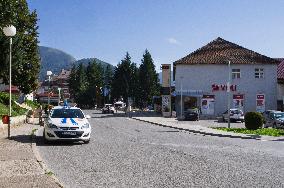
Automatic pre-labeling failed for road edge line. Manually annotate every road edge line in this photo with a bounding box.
[130,117,255,140]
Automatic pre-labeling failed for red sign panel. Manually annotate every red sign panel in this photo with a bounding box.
[233,94,244,100]
[256,94,265,100]
[203,95,215,99]
[212,84,237,92]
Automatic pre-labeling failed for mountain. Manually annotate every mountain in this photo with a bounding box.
[75,58,114,71]
[39,46,76,81]
[39,46,114,81]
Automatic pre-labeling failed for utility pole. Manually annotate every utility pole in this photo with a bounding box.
[227,61,231,128]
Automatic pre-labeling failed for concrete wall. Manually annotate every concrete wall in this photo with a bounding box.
[175,64,277,116]
[0,115,27,134]
[277,83,284,100]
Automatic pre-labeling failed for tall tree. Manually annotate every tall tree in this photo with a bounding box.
[111,52,139,105]
[103,64,113,104]
[138,49,160,108]
[68,64,77,101]
[75,63,88,106]
[85,60,104,107]
[0,0,40,94]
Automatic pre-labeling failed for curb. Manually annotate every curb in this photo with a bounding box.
[131,117,257,140]
[31,130,64,188]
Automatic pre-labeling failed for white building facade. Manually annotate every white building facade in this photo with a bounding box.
[173,38,279,117]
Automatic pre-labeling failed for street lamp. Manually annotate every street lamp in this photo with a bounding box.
[2,25,16,139]
[58,87,61,105]
[227,61,231,128]
[46,71,52,105]
[180,76,184,119]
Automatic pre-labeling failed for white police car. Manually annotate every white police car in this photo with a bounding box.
[43,106,91,144]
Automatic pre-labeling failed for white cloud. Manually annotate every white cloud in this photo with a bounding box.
[167,37,181,45]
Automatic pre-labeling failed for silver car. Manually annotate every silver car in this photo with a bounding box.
[264,111,284,129]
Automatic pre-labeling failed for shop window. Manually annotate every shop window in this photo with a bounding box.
[255,68,264,78]
[232,69,241,79]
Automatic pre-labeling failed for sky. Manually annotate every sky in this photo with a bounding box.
[27,0,284,70]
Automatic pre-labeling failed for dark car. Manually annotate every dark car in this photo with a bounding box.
[184,108,200,121]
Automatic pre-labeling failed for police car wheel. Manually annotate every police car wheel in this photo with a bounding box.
[43,130,50,144]
[83,139,90,144]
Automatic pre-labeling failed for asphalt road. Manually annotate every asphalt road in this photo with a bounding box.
[36,110,284,188]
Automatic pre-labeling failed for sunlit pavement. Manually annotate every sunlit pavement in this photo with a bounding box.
[36,110,284,188]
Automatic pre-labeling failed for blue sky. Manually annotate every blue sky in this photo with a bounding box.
[27,0,284,70]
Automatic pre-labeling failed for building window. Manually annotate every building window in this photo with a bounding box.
[255,68,264,78]
[232,69,241,79]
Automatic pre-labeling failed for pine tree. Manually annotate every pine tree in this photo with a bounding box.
[138,49,160,108]
[85,60,104,107]
[68,64,77,101]
[111,52,138,105]
[103,64,113,104]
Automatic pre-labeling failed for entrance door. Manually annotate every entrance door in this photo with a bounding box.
[233,94,244,112]
[201,95,215,115]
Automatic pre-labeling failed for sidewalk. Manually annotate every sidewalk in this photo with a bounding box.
[0,123,61,188]
[130,115,284,141]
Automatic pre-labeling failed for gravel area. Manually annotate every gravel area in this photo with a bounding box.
[36,110,284,188]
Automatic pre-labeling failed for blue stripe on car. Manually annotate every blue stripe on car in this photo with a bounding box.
[70,118,78,125]
[61,118,67,124]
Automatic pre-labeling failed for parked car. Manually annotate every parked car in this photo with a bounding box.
[222,109,244,122]
[264,111,284,128]
[43,106,91,144]
[262,110,281,124]
[102,104,115,114]
[184,108,200,121]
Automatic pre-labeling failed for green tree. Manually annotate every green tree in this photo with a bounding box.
[0,0,40,94]
[75,63,88,106]
[138,49,160,108]
[111,52,138,105]
[103,64,113,104]
[68,64,77,100]
[85,60,104,107]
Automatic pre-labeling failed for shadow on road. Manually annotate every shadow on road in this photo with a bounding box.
[8,134,32,144]
[35,135,84,146]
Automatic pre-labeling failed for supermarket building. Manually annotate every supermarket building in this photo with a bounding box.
[173,37,279,117]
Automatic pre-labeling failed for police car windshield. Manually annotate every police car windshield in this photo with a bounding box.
[51,109,85,118]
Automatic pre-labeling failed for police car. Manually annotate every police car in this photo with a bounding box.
[43,105,91,144]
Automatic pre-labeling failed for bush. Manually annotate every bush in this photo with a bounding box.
[245,112,263,130]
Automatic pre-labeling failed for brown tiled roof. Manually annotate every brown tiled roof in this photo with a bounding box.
[174,37,279,65]
[277,60,284,80]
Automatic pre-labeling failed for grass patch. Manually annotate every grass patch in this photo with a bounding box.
[25,99,40,110]
[45,171,54,176]
[214,127,284,137]
[0,92,28,116]
[31,128,38,136]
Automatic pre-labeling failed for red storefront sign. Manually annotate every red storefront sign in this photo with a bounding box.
[212,84,237,92]
[203,95,215,99]
[233,94,244,100]
[256,94,265,100]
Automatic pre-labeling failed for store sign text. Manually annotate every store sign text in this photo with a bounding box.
[212,84,237,92]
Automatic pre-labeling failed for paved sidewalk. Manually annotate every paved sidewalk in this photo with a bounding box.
[131,116,284,141]
[0,123,61,188]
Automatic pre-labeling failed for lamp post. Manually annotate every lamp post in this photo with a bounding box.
[3,25,16,139]
[58,87,61,105]
[180,76,184,119]
[227,61,231,128]
[46,71,52,105]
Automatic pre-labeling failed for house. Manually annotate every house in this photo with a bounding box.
[36,69,71,104]
[173,37,279,117]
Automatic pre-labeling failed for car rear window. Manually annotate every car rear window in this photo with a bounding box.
[51,109,85,118]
